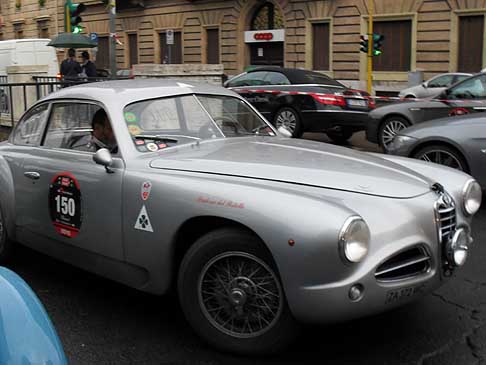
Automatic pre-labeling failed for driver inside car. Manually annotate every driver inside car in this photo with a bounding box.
[72,109,118,153]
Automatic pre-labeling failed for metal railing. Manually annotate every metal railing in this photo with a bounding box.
[0,76,126,127]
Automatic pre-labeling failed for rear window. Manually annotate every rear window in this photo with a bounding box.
[298,70,345,88]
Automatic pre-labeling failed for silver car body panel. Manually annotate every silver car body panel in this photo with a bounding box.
[0,80,478,324]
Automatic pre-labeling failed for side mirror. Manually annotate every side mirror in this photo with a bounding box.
[93,148,114,173]
[277,126,293,138]
[422,82,427,88]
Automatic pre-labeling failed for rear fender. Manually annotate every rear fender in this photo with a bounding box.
[0,156,16,239]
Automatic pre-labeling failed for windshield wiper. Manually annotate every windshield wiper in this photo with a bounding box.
[134,135,180,143]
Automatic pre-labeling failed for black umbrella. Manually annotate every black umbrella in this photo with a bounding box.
[47,33,97,48]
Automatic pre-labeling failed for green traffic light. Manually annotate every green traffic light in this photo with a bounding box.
[72,26,83,34]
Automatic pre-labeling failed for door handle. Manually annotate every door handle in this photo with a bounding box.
[24,171,40,180]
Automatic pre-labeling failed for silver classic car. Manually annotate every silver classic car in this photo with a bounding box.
[0,80,482,354]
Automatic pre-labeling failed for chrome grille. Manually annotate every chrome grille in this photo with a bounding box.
[435,190,457,244]
[375,246,431,282]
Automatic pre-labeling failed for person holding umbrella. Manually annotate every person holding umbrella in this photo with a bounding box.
[60,48,82,84]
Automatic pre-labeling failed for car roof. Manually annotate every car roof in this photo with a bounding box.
[247,67,344,87]
[40,79,238,106]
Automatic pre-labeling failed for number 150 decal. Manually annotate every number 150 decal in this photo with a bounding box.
[49,172,82,238]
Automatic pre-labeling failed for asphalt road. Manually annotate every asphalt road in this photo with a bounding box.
[4,131,486,364]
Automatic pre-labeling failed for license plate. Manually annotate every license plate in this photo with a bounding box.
[347,99,368,107]
[385,284,426,304]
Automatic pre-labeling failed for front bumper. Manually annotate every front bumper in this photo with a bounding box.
[284,188,473,324]
[301,110,370,132]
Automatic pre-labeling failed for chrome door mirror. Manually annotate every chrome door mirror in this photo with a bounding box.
[277,126,292,138]
[422,82,427,88]
[93,148,114,173]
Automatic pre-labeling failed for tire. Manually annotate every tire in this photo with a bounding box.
[274,107,303,138]
[404,95,416,99]
[326,128,354,144]
[412,144,469,173]
[178,227,299,355]
[379,116,411,152]
[0,203,13,264]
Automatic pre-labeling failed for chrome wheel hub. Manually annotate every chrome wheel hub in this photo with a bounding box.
[275,111,297,132]
[417,150,464,171]
[198,252,283,338]
[382,120,408,148]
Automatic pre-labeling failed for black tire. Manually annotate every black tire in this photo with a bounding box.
[378,116,411,151]
[274,107,303,138]
[0,202,13,264]
[412,144,469,173]
[178,227,299,355]
[326,128,354,144]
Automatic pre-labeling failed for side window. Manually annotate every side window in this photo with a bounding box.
[264,72,290,85]
[454,75,471,84]
[12,104,49,146]
[227,71,268,87]
[448,75,486,99]
[43,103,102,150]
[428,75,454,88]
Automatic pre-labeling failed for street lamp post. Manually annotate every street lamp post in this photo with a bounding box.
[109,0,117,79]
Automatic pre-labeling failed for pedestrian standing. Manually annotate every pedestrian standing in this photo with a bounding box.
[60,48,82,84]
[80,51,97,78]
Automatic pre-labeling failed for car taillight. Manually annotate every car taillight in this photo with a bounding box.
[367,97,376,109]
[56,73,62,80]
[311,93,346,107]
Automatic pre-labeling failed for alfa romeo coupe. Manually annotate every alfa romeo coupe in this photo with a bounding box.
[0,80,481,354]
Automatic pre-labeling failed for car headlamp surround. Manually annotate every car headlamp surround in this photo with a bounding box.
[391,135,416,150]
[339,216,370,264]
[462,179,482,216]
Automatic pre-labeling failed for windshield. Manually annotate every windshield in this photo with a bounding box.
[124,94,275,152]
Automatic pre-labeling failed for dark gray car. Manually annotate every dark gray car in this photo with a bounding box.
[388,113,486,188]
[367,73,486,151]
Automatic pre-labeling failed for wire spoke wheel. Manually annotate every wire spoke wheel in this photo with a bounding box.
[198,251,283,339]
[275,110,297,132]
[382,120,408,148]
[417,149,464,171]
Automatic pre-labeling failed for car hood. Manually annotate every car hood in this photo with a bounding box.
[149,137,434,198]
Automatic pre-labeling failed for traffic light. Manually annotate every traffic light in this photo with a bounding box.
[360,35,369,53]
[65,1,86,33]
[372,33,384,56]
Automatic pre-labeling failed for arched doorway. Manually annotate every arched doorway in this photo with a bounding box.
[245,2,285,67]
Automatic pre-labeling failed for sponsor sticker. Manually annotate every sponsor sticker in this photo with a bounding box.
[141,181,152,201]
[128,124,142,136]
[134,205,154,232]
[49,172,82,238]
[124,112,138,123]
[146,143,158,152]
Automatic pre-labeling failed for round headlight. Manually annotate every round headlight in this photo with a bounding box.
[447,228,470,267]
[339,217,370,263]
[463,179,482,216]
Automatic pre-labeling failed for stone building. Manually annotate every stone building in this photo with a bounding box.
[0,0,485,91]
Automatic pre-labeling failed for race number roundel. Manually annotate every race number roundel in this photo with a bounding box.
[49,172,82,238]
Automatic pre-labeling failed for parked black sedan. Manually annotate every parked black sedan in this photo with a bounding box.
[367,72,486,151]
[388,113,486,188]
[225,67,374,141]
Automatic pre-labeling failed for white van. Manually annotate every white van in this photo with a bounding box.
[0,38,59,76]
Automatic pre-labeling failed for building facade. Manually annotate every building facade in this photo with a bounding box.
[0,0,486,91]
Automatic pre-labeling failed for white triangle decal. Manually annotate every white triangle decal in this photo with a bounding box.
[134,205,154,233]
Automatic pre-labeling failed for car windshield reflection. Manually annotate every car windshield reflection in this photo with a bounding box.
[124,94,276,152]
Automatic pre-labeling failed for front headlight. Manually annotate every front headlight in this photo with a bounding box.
[390,135,416,151]
[463,179,482,216]
[339,216,370,263]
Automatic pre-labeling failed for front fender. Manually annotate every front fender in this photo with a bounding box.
[0,267,67,365]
